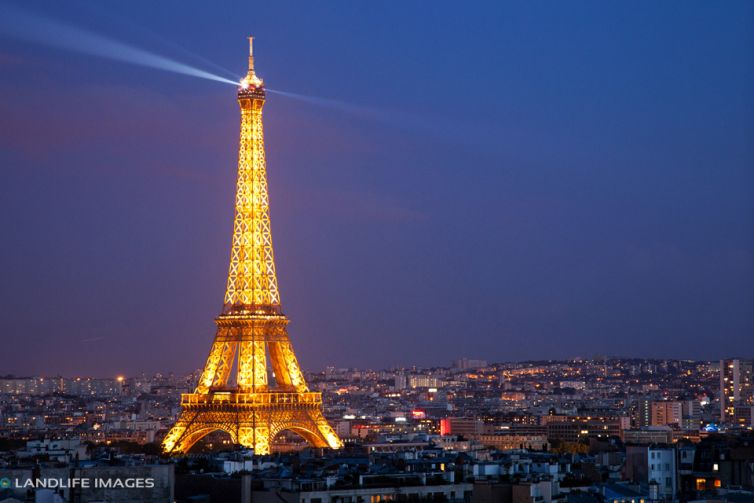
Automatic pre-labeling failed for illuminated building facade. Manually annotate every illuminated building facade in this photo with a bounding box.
[650,400,682,426]
[474,433,549,451]
[439,417,488,437]
[637,398,652,427]
[162,39,342,455]
[648,446,677,500]
[719,359,753,424]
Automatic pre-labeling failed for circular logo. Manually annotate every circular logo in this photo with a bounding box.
[0,478,11,488]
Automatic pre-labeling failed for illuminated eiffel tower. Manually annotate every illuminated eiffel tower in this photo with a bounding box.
[162,38,342,455]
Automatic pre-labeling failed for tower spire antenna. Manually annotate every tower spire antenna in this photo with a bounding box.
[248,35,255,75]
[241,35,263,89]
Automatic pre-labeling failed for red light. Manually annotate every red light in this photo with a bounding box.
[440,418,450,436]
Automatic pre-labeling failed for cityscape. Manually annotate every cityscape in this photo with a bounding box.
[0,358,752,502]
[1,1,753,503]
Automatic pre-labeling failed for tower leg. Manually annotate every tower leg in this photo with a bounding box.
[238,421,271,454]
[237,340,268,391]
[268,341,307,391]
[196,340,237,393]
[307,409,343,449]
[162,410,239,454]
[265,409,344,452]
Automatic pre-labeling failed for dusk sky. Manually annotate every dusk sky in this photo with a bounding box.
[1,1,752,377]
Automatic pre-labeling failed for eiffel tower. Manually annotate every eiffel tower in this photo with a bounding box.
[162,38,342,455]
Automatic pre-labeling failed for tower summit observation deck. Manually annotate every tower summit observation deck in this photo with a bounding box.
[162,38,342,455]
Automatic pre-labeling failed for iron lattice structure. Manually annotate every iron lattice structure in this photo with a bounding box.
[163,38,342,455]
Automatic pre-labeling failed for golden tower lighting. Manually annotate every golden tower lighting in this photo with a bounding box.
[162,38,342,455]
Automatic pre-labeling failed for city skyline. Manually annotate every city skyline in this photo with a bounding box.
[1,0,753,377]
[1,346,751,500]
[1,356,752,382]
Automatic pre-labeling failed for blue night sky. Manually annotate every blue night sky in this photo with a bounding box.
[0,1,752,376]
